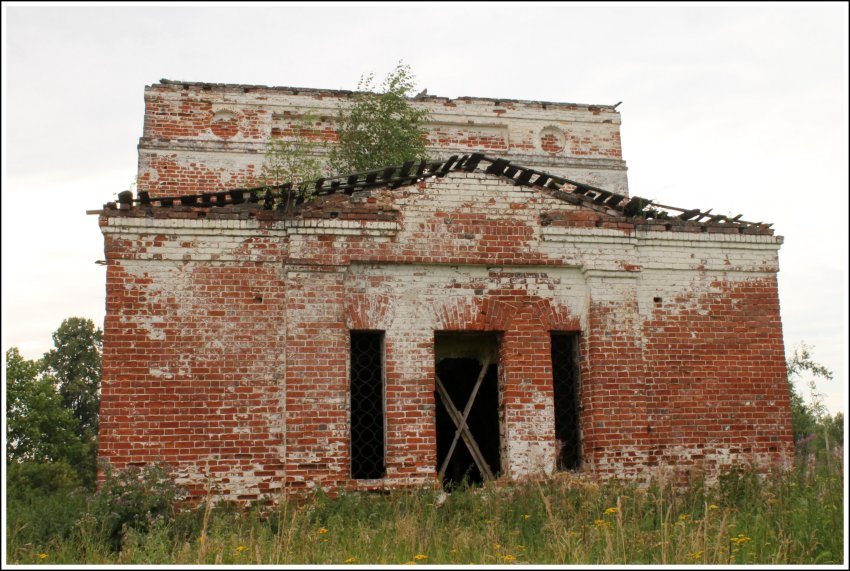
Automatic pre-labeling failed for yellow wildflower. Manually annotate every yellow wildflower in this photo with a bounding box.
[522,514,530,519]
[235,545,248,553]
[38,554,48,560]
[414,554,429,561]
[344,557,357,563]
[493,543,502,550]
[593,519,611,529]
[689,550,704,560]
[318,527,329,534]
[604,507,619,515]
[502,554,517,562]
[708,504,719,510]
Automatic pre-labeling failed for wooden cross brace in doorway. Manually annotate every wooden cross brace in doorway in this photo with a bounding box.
[435,353,496,481]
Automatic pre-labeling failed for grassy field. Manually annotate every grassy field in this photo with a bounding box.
[6,453,844,566]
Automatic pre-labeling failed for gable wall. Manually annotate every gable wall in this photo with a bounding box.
[137,81,628,198]
[99,172,792,498]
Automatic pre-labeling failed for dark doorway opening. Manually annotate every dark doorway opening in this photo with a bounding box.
[434,333,501,489]
[551,332,581,470]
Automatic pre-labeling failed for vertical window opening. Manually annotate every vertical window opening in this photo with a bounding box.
[350,331,385,479]
[551,332,581,470]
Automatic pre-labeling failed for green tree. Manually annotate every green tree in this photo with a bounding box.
[822,411,844,447]
[786,343,842,456]
[328,61,431,175]
[42,317,103,440]
[5,348,84,466]
[260,111,325,210]
[6,318,103,488]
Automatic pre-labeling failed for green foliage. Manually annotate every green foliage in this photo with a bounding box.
[260,111,325,209]
[6,348,86,466]
[5,459,89,558]
[785,343,842,457]
[42,317,103,439]
[5,462,185,562]
[328,61,431,175]
[5,479,90,554]
[5,317,103,488]
[90,462,185,551]
[7,460,82,498]
[255,62,430,209]
[5,457,844,565]
[821,411,844,447]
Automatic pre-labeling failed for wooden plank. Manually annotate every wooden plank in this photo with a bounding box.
[514,168,534,186]
[415,159,428,176]
[439,155,459,175]
[435,378,470,473]
[399,160,414,177]
[677,208,701,221]
[592,190,611,204]
[439,353,492,479]
[462,153,484,172]
[605,193,626,207]
[436,353,495,481]
[532,173,550,187]
[435,376,494,481]
[485,158,509,175]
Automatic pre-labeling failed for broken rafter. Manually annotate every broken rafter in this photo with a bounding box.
[110,154,771,233]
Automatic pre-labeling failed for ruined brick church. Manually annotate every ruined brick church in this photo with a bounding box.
[94,79,793,500]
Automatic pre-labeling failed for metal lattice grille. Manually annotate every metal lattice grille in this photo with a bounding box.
[551,333,581,470]
[350,331,385,479]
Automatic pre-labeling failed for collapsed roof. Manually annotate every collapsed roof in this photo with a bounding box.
[106,153,774,235]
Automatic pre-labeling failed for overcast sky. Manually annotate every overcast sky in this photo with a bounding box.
[2,3,847,414]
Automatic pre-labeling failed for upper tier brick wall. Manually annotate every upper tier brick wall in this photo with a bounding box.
[138,80,628,198]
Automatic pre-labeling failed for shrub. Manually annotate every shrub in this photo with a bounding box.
[6,460,81,498]
[90,462,186,550]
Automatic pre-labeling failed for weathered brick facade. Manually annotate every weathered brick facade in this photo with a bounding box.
[95,81,793,500]
[137,79,628,198]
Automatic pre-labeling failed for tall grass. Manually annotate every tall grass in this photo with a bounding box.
[6,452,843,565]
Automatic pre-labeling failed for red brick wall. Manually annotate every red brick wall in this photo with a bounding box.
[136,80,629,198]
[581,278,653,476]
[98,172,792,498]
[99,229,289,498]
[643,276,792,477]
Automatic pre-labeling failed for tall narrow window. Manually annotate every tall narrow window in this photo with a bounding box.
[350,331,385,479]
[551,333,581,470]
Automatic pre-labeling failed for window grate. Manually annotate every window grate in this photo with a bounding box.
[551,333,581,470]
[350,331,385,479]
